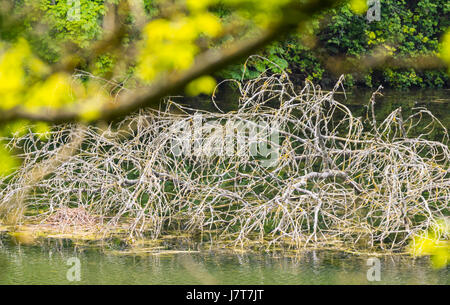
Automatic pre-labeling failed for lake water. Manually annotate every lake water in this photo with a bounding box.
[0,89,449,285]
[200,87,450,130]
[0,236,448,285]
[341,89,450,130]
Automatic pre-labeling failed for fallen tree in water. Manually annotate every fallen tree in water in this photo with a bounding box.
[0,70,448,253]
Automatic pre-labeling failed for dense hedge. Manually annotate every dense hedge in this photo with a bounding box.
[220,0,450,89]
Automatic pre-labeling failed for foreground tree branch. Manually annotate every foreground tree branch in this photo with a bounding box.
[0,0,343,126]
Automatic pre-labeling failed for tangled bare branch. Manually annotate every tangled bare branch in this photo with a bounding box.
[1,70,448,252]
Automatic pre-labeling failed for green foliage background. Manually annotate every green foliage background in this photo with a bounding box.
[4,0,450,89]
[220,0,450,89]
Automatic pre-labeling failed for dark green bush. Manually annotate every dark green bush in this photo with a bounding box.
[220,0,450,89]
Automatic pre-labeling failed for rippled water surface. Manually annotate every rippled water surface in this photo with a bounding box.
[0,238,448,285]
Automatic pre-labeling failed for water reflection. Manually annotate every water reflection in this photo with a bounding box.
[0,239,448,285]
